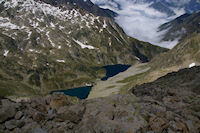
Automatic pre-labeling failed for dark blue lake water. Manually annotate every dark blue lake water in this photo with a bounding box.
[51,64,130,99]
[101,64,131,81]
[51,86,92,99]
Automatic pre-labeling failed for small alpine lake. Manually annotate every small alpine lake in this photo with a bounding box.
[51,64,131,99]
[50,86,92,99]
[101,64,131,80]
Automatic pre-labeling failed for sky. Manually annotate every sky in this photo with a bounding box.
[91,0,186,49]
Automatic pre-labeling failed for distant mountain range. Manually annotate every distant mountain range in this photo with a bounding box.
[92,0,200,16]
[159,11,200,42]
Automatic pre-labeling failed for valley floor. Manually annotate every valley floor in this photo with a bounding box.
[88,63,150,99]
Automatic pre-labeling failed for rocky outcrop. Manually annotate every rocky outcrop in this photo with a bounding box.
[0,93,199,132]
[132,66,200,133]
[0,67,200,133]
[0,93,82,133]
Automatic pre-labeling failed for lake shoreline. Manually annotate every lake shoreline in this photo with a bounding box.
[51,64,132,99]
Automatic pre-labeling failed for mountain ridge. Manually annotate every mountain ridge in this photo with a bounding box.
[159,11,200,42]
[36,0,118,18]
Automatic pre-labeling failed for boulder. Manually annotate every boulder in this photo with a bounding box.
[30,97,47,113]
[186,120,199,133]
[22,122,47,133]
[32,112,46,123]
[15,111,23,120]
[50,93,69,109]
[0,99,17,123]
[56,104,85,123]
[44,95,51,105]
[5,120,25,130]
[149,116,167,133]
[57,107,81,123]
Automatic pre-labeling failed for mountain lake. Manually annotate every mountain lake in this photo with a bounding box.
[51,64,131,99]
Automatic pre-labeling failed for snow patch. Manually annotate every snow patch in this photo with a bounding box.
[3,50,9,57]
[59,25,65,30]
[189,63,195,68]
[99,28,103,33]
[46,31,56,47]
[0,20,20,29]
[135,56,141,61]
[50,22,55,28]
[103,20,107,28]
[73,39,96,49]
[56,60,65,63]
[109,37,112,46]
[85,21,90,28]
[28,49,41,53]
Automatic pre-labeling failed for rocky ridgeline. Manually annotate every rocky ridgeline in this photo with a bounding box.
[0,87,199,133]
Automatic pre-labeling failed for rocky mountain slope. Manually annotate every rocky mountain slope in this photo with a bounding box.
[111,33,200,95]
[159,11,200,42]
[37,0,117,18]
[150,33,200,70]
[0,66,199,133]
[0,0,167,97]
[88,32,200,97]
[124,12,200,90]
[89,32,200,99]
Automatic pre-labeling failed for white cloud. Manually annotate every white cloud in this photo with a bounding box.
[91,0,186,48]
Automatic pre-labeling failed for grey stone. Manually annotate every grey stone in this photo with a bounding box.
[22,122,47,133]
[33,127,47,133]
[5,120,25,130]
[186,120,199,133]
[0,100,16,123]
[45,95,51,105]
[32,112,45,123]
[15,111,23,120]
[57,106,83,123]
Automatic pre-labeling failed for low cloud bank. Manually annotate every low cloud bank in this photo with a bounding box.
[91,0,185,49]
